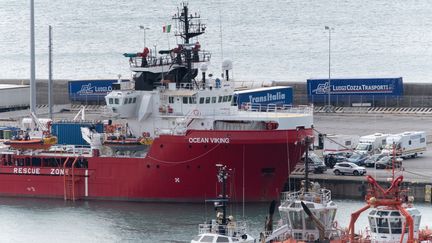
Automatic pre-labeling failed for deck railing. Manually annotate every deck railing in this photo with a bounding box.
[280,188,332,206]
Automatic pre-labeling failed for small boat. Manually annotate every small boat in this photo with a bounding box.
[191,164,255,243]
[4,136,57,150]
[260,136,342,243]
[347,148,428,243]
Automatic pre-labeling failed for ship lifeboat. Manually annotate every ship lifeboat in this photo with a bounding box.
[4,136,57,150]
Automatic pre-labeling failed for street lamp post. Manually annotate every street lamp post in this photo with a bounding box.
[325,26,334,111]
[139,25,150,48]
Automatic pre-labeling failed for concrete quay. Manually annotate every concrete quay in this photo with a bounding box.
[289,112,432,201]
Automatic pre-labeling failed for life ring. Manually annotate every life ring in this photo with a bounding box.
[192,109,201,116]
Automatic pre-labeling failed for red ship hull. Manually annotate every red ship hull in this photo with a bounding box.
[0,128,312,202]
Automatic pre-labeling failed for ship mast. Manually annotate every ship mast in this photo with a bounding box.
[172,2,206,84]
[216,164,229,230]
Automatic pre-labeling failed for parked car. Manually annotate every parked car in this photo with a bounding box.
[375,156,403,169]
[301,152,327,174]
[333,162,366,176]
[364,153,386,167]
[346,153,368,166]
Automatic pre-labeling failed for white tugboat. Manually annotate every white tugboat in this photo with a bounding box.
[261,137,341,243]
[191,164,255,243]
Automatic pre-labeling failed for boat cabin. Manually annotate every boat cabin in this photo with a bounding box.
[368,207,421,242]
[278,188,337,241]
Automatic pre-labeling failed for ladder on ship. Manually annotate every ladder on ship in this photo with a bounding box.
[63,157,81,201]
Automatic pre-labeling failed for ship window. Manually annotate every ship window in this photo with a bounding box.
[212,97,216,103]
[205,97,211,104]
[218,96,223,103]
[389,218,402,234]
[109,98,113,104]
[223,96,228,102]
[409,140,412,145]
[132,97,137,103]
[183,97,188,104]
[169,97,174,104]
[345,141,351,146]
[200,236,214,242]
[114,98,119,104]
[228,95,232,102]
[377,218,389,233]
[199,97,205,104]
[368,217,376,228]
[288,211,302,229]
[216,236,229,242]
[124,98,129,104]
[421,137,425,143]
[189,97,196,104]
[192,236,202,241]
[129,98,133,104]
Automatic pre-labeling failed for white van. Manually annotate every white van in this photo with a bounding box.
[323,134,359,156]
[382,131,426,158]
[355,133,389,155]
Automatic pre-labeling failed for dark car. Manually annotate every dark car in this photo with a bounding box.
[346,153,368,166]
[324,152,347,168]
[364,153,386,167]
[375,156,403,169]
[302,152,327,174]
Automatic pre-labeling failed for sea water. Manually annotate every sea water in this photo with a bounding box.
[0,197,431,242]
[0,0,432,82]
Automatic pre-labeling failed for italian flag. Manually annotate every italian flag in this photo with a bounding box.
[163,24,171,33]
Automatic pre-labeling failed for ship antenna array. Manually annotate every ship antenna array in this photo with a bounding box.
[172,3,206,84]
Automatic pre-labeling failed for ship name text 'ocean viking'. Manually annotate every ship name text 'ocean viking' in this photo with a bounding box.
[188,137,230,144]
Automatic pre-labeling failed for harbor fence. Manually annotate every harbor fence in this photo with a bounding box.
[297,95,432,108]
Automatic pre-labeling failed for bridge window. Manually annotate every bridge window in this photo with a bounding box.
[128,98,133,104]
[205,97,211,104]
[189,97,196,104]
[377,218,389,233]
[228,95,232,102]
[109,98,113,104]
[212,97,216,103]
[114,98,119,104]
[124,98,129,104]
[200,236,214,242]
[133,97,137,103]
[223,96,228,102]
[218,96,223,103]
[288,211,302,229]
[216,236,229,242]
[169,97,174,104]
[368,217,377,233]
[199,97,204,104]
[389,218,402,234]
[183,97,188,104]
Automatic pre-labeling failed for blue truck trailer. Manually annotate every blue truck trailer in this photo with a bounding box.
[307,77,403,104]
[68,80,121,102]
[233,86,293,108]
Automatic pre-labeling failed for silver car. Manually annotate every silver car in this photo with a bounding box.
[333,162,366,176]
